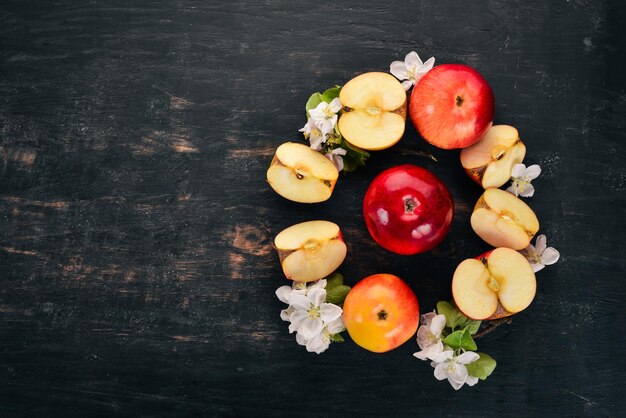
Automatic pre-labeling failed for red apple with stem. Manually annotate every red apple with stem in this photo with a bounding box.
[363,164,454,255]
[409,64,495,149]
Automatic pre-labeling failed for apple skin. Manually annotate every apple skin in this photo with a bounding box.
[409,64,495,149]
[342,273,420,353]
[363,164,454,255]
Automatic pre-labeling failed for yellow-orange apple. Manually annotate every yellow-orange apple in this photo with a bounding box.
[274,220,346,282]
[338,72,406,150]
[460,125,526,188]
[452,248,536,320]
[471,188,539,250]
[267,142,338,203]
[343,273,419,353]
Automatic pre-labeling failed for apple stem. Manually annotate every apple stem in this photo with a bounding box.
[474,317,512,339]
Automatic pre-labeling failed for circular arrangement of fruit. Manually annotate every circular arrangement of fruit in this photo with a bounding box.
[267,52,560,390]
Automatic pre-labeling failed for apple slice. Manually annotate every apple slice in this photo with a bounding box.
[338,72,406,151]
[274,220,347,282]
[460,125,526,188]
[471,188,539,250]
[267,142,339,203]
[452,248,536,320]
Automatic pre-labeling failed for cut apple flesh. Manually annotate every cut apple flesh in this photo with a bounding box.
[266,142,338,203]
[452,248,536,320]
[460,125,527,188]
[471,188,539,250]
[338,72,407,151]
[274,220,347,282]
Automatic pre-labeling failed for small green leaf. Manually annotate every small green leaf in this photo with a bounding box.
[437,301,461,329]
[321,85,342,102]
[462,320,482,335]
[443,329,477,351]
[465,352,497,380]
[325,273,343,292]
[329,333,345,343]
[326,285,351,305]
[305,92,323,117]
[339,138,370,173]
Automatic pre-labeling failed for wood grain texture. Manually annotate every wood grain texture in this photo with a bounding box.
[0,0,624,416]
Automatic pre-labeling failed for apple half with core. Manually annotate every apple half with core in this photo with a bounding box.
[460,125,526,188]
[267,142,338,203]
[274,220,347,282]
[338,72,407,151]
[343,273,419,353]
[363,164,454,255]
[471,188,539,250]
[452,247,536,320]
[409,64,494,149]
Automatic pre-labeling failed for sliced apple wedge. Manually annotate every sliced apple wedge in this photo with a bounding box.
[452,248,536,320]
[267,142,339,203]
[460,125,526,188]
[471,188,539,250]
[274,220,347,282]
[338,72,406,151]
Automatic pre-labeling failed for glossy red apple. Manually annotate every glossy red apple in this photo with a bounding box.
[363,164,454,255]
[409,64,494,149]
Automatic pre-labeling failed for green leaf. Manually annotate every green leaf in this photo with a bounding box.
[465,352,497,380]
[326,285,351,305]
[325,273,343,292]
[462,320,482,335]
[329,333,345,343]
[321,85,342,103]
[305,92,323,117]
[437,301,461,329]
[339,138,370,173]
[443,329,477,351]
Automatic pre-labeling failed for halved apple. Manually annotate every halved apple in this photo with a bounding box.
[471,188,539,250]
[267,142,339,203]
[460,125,526,188]
[274,220,347,282]
[452,247,536,320]
[338,72,406,151]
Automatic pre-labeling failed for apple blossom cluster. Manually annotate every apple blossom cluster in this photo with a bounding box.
[521,234,560,273]
[507,163,541,197]
[413,302,496,390]
[390,51,435,91]
[275,274,350,354]
[300,87,369,173]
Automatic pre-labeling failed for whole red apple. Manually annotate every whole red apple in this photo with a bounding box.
[409,64,494,149]
[363,164,454,255]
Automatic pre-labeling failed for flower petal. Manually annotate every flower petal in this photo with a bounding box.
[519,183,535,197]
[289,310,307,332]
[433,362,449,381]
[306,333,330,354]
[531,262,545,273]
[506,183,520,197]
[308,279,327,291]
[390,61,409,80]
[300,317,323,339]
[447,376,464,390]
[413,350,429,361]
[416,325,430,349]
[524,164,542,180]
[541,247,560,265]
[401,80,414,91]
[448,363,468,385]
[430,314,446,336]
[404,51,422,69]
[511,163,526,178]
[275,286,293,304]
[280,307,292,322]
[328,97,342,113]
[320,303,342,323]
[331,147,347,156]
[308,288,326,307]
[535,235,547,255]
[422,340,444,361]
[419,57,435,73]
[466,375,479,387]
[295,332,307,346]
[326,317,345,334]
[309,134,325,151]
[289,294,310,311]
[456,351,480,365]
[420,311,436,327]
[432,350,454,364]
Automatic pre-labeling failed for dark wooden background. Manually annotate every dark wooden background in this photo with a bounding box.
[1,0,624,416]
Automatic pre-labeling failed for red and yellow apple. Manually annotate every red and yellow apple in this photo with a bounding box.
[409,64,494,149]
[452,247,536,320]
[363,164,454,255]
[267,142,339,203]
[471,188,539,250]
[343,273,419,353]
[338,72,407,150]
[274,220,346,282]
[460,125,526,188]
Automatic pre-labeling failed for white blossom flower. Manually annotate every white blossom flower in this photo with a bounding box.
[390,51,435,90]
[413,312,446,361]
[308,98,342,135]
[521,234,560,272]
[506,164,541,197]
[299,119,327,151]
[431,350,480,390]
[288,288,342,339]
[325,147,347,171]
[304,317,345,354]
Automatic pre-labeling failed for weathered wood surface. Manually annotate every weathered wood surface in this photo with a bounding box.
[0,0,624,416]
